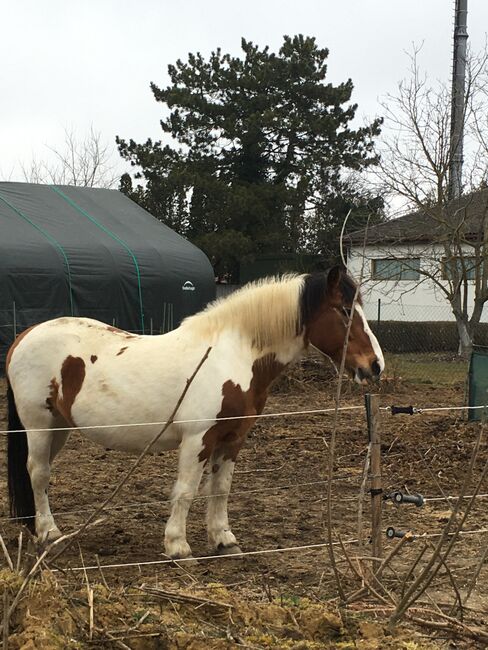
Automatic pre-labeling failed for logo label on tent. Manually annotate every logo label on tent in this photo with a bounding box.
[182,281,195,291]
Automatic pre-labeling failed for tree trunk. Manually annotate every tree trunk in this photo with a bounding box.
[456,317,473,358]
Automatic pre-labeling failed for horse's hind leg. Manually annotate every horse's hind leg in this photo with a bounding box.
[21,412,69,541]
[50,427,70,463]
[25,428,62,541]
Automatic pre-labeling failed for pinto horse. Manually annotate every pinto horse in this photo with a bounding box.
[6,266,383,559]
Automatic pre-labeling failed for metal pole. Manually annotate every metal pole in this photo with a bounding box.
[365,393,382,573]
[150,317,153,336]
[448,0,468,200]
[13,301,17,339]
[377,298,381,329]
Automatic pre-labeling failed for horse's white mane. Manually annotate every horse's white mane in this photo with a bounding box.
[182,275,306,350]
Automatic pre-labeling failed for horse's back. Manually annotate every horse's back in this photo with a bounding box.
[6,317,160,422]
[5,316,230,451]
[7,317,130,377]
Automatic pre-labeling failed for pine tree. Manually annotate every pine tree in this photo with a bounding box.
[117,35,382,280]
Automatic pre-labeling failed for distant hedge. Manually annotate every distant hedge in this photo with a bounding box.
[371,321,488,353]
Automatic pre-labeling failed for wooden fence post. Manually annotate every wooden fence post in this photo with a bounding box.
[365,393,382,573]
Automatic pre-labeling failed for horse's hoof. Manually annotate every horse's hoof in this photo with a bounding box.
[38,528,62,543]
[216,543,243,556]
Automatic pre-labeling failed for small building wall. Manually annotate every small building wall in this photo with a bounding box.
[348,243,487,323]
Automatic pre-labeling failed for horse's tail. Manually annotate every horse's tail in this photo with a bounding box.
[7,379,35,531]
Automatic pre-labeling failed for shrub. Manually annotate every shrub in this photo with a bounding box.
[371,321,488,353]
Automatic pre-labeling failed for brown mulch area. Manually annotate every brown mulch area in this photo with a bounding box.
[0,364,486,648]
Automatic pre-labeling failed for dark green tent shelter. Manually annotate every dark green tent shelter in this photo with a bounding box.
[0,182,215,371]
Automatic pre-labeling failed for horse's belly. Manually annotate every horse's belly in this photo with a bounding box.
[69,368,189,453]
[69,357,221,454]
[79,422,183,453]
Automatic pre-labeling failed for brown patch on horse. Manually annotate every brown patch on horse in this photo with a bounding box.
[106,325,137,339]
[46,356,85,425]
[45,378,60,413]
[250,355,286,400]
[199,354,285,464]
[116,347,128,356]
[106,325,123,333]
[90,355,98,364]
[60,356,85,421]
[5,324,39,376]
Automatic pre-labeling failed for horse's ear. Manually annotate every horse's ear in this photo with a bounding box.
[326,265,343,292]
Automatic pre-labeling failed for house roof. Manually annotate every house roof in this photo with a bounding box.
[347,189,488,246]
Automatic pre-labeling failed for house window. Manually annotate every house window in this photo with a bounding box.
[441,257,476,281]
[372,258,420,281]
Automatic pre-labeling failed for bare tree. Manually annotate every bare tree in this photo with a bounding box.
[21,127,119,189]
[0,164,15,182]
[371,47,488,355]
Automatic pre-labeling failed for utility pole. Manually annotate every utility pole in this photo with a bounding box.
[448,0,468,201]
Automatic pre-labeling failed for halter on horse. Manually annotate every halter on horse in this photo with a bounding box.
[6,266,383,559]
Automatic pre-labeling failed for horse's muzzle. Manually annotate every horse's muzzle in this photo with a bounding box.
[355,358,383,384]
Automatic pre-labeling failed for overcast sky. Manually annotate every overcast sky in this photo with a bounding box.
[2,0,488,186]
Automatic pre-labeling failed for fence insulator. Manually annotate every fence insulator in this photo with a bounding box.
[390,405,418,415]
[386,527,415,540]
[386,491,425,507]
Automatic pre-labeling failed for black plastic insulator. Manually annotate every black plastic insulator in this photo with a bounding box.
[386,527,409,539]
[390,405,415,415]
[392,491,424,507]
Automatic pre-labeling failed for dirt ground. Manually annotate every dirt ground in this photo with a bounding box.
[0,363,487,648]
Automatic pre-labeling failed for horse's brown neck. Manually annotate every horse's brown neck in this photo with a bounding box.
[250,354,286,396]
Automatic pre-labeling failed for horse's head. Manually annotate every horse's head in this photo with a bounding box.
[302,266,384,383]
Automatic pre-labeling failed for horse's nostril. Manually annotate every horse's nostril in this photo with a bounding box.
[357,366,372,381]
[372,359,381,376]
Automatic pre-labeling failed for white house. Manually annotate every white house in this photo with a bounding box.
[347,190,488,324]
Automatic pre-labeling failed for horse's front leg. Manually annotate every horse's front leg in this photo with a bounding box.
[204,456,242,555]
[164,432,207,559]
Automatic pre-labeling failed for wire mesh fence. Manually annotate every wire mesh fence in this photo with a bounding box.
[362,300,456,323]
[362,301,472,385]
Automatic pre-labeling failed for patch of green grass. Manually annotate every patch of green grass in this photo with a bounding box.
[384,352,468,385]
